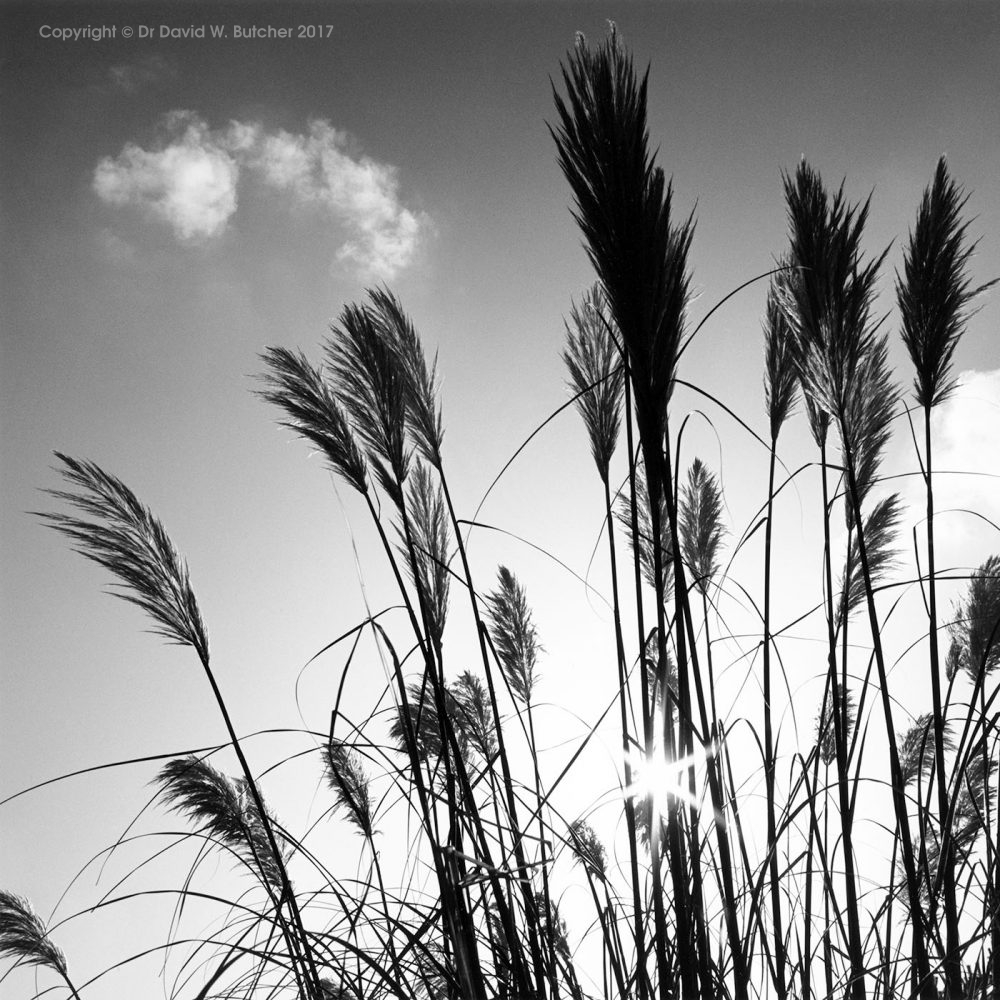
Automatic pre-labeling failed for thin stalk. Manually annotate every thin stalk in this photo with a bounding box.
[604,474,649,1000]
[982,673,998,997]
[60,972,83,1000]
[662,433,748,999]
[821,773,834,1000]
[371,848,407,992]
[648,451,695,1000]
[623,367,675,999]
[693,589,730,1000]
[818,440,866,1000]
[762,442,788,1000]
[802,781,814,1000]
[921,405,962,998]
[526,704,560,999]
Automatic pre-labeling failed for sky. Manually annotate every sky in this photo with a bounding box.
[2,2,999,996]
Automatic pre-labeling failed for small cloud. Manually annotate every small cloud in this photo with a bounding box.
[108,54,174,93]
[93,114,429,279]
[93,111,240,241]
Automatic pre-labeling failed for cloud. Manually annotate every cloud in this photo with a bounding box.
[93,112,240,241]
[927,369,1000,553]
[94,114,429,279]
[894,369,1000,566]
[254,122,427,279]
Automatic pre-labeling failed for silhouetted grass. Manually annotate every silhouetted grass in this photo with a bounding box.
[4,23,998,1000]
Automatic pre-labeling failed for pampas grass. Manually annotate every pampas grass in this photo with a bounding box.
[6,24,999,1000]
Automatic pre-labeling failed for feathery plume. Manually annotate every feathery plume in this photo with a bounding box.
[898,713,954,788]
[398,463,451,645]
[840,335,898,527]
[898,157,998,409]
[954,752,997,832]
[779,161,888,430]
[258,345,368,495]
[390,679,463,764]
[616,460,674,596]
[0,891,68,977]
[679,458,726,595]
[39,454,208,663]
[156,756,289,893]
[763,263,800,442]
[551,24,694,467]
[947,555,1000,682]
[325,298,411,508]
[568,820,608,881]
[484,567,540,706]
[803,394,829,450]
[837,494,901,629]
[815,687,857,767]
[563,283,624,482]
[451,671,497,761]
[323,739,375,839]
[367,288,445,469]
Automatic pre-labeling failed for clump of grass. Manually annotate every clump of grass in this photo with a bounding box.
[6,23,1000,1000]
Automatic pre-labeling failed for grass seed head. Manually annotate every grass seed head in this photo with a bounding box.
[258,345,368,495]
[39,454,209,663]
[0,891,68,977]
[898,157,998,409]
[563,282,624,483]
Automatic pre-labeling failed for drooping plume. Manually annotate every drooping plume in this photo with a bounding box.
[156,756,289,894]
[367,288,445,469]
[39,454,209,663]
[0,891,68,979]
[946,555,1000,682]
[325,295,411,508]
[258,345,368,495]
[836,494,901,630]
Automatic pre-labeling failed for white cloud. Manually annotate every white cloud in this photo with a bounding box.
[927,369,1000,554]
[93,112,240,241]
[254,121,428,280]
[94,114,428,279]
[894,369,1000,568]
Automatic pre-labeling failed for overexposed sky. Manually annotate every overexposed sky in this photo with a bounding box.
[2,2,999,996]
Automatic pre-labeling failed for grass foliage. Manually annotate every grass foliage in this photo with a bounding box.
[5,24,1000,1000]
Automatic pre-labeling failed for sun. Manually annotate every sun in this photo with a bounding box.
[626,741,715,817]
